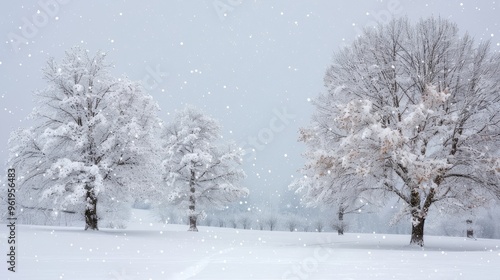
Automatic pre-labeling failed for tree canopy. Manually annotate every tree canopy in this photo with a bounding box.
[293,17,500,246]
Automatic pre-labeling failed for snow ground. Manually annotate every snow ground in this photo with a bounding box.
[1,209,499,280]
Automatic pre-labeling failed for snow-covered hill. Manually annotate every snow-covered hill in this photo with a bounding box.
[1,209,499,280]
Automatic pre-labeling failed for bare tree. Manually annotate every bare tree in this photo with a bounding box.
[285,217,299,232]
[257,219,265,230]
[217,217,226,227]
[314,220,324,232]
[239,215,251,229]
[229,217,238,229]
[302,224,310,232]
[265,216,279,231]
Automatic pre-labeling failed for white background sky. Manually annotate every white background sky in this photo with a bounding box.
[1,0,499,208]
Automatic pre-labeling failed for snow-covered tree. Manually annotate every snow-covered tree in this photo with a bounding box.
[8,47,162,230]
[161,106,248,232]
[295,17,500,246]
[290,163,368,235]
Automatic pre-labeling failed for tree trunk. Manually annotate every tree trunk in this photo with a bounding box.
[337,210,344,235]
[410,216,425,246]
[188,170,198,232]
[84,187,98,230]
[410,189,424,246]
[466,219,474,238]
[188,205,197,232]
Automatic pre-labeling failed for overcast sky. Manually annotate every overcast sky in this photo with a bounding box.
[1,0,499,208]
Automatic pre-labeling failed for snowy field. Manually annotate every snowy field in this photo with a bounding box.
[1,209,499,280]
